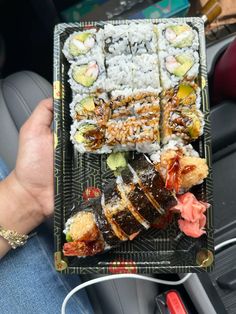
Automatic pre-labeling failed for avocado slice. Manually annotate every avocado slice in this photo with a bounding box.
[177,84,194,99]
[173,55,193,77]
[74,124,96,144]
[170,25,190,35]
[69,33,93,56]
[175,38,193,48]
[183,110,201,139]
[81,96,95,111]
[74,131,85,143]
[73,65,97,87]
[173,61,192,77]
[175,54,193,64]
[66,233,73,242]
[75,32,92,42]
[188,116,201,139]
[167,25,193,48]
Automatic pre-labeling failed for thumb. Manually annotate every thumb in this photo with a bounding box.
[29,98,53,129]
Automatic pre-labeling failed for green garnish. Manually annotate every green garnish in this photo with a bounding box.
[107,152,128,175]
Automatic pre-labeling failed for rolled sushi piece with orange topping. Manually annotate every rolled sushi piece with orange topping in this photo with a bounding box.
[161,83,204,144]
[161,105,204,144]
[69,93,110,125]
[70,120,108,154]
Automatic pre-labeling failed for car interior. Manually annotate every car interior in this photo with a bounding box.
[0,1,236,313]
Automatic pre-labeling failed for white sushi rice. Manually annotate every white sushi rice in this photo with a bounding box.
[149,151,161,163]
[195,86,201,109]
[157,22,199,51]
[132,54,160,89]
[110,88,133,99]
[162,140,199,157]
[106,54,161,91]
[110,87,161,100]
[106,54,133,91]
[159,49,199,89]
[198,108,205,136]
[103,24,130,55]
[136,142,160,154]
[161,134,185,146]
[128,22,158,54]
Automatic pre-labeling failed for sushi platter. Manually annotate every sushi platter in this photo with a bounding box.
[53,18,214,274]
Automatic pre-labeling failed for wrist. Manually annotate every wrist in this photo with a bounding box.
[0,171,44,235]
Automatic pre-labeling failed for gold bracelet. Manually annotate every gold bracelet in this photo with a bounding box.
[0,226,28,249]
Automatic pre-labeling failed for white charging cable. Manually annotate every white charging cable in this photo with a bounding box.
[214,238,236,251]
[61,238,236,314]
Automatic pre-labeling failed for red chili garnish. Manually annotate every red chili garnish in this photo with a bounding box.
[82,187,101,201]
[165,155,181,193]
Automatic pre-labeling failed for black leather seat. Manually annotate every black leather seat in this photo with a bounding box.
[184,35,236,314]
[0,71,51,170]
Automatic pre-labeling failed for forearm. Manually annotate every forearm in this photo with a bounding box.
[0,171,44,258]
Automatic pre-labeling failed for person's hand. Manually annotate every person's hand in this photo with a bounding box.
[0,98,53,253]
[14,98,54,218]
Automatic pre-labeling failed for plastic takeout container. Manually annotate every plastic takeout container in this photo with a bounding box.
[53,18,214,274]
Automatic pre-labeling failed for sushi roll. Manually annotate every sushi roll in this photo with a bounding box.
[127,155,177,211]
[110,89,160,120]
[103,24,130,55]
[71,120,109,154]
[105,55,133,91]
[129,22,158,55]
[132,54,160,89]
[159,50,199,89]
[69,93,110,124]
[68,56,106,94]
[63,155,177,257]
[93,200,123,247]
[162,82,201,109]
[102,183,144,241]
[63,29,103,62]
[157,23,198,50]
[105,116,160,153]
[161,103,204,144]
[63,211,105,256]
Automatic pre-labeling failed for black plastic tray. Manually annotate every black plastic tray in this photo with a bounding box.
[53,18,214,274]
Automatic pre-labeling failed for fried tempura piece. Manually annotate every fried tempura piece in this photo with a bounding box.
[159,150,208,192]
[69,212,100,242]
[180,156,208,190]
